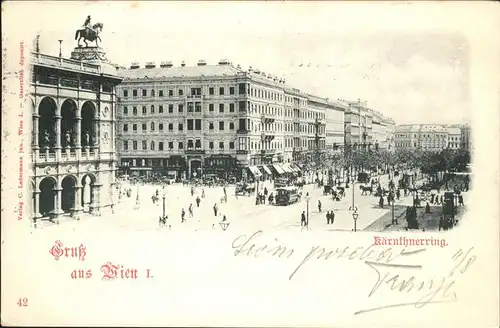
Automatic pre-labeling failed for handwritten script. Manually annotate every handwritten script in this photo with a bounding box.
[231,230,476,315]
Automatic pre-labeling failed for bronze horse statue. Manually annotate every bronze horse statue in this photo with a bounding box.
[75,23,103,47]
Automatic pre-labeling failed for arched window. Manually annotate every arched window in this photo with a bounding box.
[150,141,155,150]
[151,122,155,131]
[151,105,155,114]
[151,90,155,97]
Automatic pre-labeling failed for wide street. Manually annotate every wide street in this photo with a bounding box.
[33,173,466,233]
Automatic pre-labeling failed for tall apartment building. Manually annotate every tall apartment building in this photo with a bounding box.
[308,95,345,152]
[115,60,329,179]
[460,123,471,151]
[341,99,394,151]
[445,127,461,149]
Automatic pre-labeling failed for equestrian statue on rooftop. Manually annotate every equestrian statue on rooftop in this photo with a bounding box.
[75,15,104,47]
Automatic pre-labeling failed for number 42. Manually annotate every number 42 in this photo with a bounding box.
[17,298,28,307]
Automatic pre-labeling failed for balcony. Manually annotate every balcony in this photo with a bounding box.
[236,129,250,134]
[185,149,205,155]
[261,132,275,141]
[34,148,100,163]
[260,114,275,124]
[261,149,277,155]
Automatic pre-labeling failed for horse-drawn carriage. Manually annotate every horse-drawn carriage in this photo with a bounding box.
[235,182,255,196]
[323,185,333,195]
[360,184,374,195]
[293,179,306,188]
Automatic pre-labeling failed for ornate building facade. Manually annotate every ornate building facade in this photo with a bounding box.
[394,124,449,151]
[115,60,331,179]
[29,48,122,222]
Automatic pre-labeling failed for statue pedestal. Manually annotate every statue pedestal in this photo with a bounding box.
[71,46,108,62]
[71,47,117,74]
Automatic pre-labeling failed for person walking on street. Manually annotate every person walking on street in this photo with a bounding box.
[181,208,186,223]
[326,211,330,224]
[188,203,193,217]
[196,196,201,207]
[330,210,335,224]
[213,203,218,217]
[202,189,206,198]
[318,200,322,212]
[301,211,307,227]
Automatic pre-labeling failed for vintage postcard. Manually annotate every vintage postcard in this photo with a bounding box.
[1,1,499,326]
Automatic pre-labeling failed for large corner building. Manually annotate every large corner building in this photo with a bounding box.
[115,60,346,179]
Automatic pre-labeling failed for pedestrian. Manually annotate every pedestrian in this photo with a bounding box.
[458,195,464,206]
[379,195,384,208]
[326,211,330,224]
[196,196,201,207]
[318,200,322,212]
[191,186,194,197]
[223,186,227,197]
[264,187,268,197]
[330,210,335,224]
[396,189,401,200]
[188,203,193,217]
[425,202,431,213]
[301,211,307,226]
[181,208,186,223]
[213,203,218,217]
[222,214,227,222]
[202,189,205,198]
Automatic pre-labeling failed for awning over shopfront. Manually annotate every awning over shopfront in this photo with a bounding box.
[272,164,286,175]
[289,164,300,172]
[281,163,293,173]
[248,166,262,178]
[261,165,272,175]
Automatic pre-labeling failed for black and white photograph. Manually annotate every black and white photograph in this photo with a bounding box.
[1,2,499,327]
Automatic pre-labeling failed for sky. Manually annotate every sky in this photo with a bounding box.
[6,1,471,125]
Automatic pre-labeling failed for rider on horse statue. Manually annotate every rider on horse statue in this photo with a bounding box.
[75,15,103,48]
[83,15,92,32]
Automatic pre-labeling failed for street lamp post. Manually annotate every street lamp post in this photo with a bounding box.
[58,40,63,58]
[134,185,140,210]
[391,188,397,225]
[162,187,166,220]
[352,208,359,232]
[306,193,311,230]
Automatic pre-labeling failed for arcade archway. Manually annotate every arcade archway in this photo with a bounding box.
[39,177,56,217]
[81,102,96,148]
[61,99,77,149]
[38,97,56,149]
[61,175,77,213]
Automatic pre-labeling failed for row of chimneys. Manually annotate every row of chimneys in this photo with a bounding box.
[128,59,286,84]
[247,66,286,84]
[130,59,232,69]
